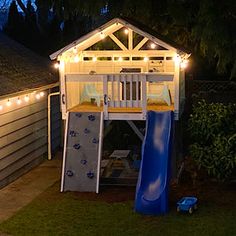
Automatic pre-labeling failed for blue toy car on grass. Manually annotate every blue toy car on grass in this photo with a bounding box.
[177,197,198,214]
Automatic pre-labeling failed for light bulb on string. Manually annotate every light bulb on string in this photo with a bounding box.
[17,97,22,105]
[100,32,105,39]
[35,94,41,100]
[24,95,30,102]
[74,55,79,63]
[150,43,156,49]
[54,62,60,69]
[40,91,45,97]
[124,28,129,35]
[173,55,181,64]
[73,47,77,54]
[144,57,149,62]
[7,99,12,107]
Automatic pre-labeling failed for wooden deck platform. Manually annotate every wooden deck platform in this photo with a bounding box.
[69,102,174,113]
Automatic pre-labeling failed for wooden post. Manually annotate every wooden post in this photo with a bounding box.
[103,75,108,119]
[141,75,147,119]
[174,61,180,120]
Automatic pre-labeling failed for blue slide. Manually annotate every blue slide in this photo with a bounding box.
[135,111,173,215]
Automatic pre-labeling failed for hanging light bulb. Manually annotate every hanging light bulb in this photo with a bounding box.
[74,55,79,63]
[100,32,105,39]
[118,57,123,62]
[17,97,22,105]
[54,62,60,69]
[124,28,129,35]
[0,105,3,111]
[24,95,30,102]
[40,91,45,97]
[93,57,97,62]
[6,99,12,107]
[73,47,77,54]
[173,55,181,64]
[150,43,156,49]
[35,94,41,100]
[144,56,149,62]
[180,59,188,69]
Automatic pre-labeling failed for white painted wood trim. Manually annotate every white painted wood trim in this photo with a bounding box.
[109,33,128,51]
[60,112,69,192]
[128,29,133,50]
[96,112,104,194]
[134,37,149,51]
[174,62,180,120]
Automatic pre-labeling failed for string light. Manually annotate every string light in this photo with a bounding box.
[150,43,156,49]
[7,99,12,107]
[144,57,149,62]
[73,47,77,54]
[124,28,129,34]
[17,97,22,105]
[173,55,181,64]
[100,32,105,39]
[0,91,46,112]
[24,95,30,102]
[181,59,188,69]
[35,94,41,100]
[74,55,79,63]
[93,57,97,62]
[54,62,60,69]
[118,57,123,62]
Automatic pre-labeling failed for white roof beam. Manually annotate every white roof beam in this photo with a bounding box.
[109,33,128,51]
[134,37,149,51]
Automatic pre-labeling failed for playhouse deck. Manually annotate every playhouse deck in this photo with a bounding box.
[69,102,174,113]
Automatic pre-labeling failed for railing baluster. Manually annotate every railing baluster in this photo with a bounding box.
[123,75,127,108]
[103,75,108,119]
[130,75,133,108]
[117,75,120,107]
[136,75,139,107]
[111,75,114,107]
[141,75,147,119]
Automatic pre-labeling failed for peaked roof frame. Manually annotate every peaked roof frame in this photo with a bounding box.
[50,18,190,60]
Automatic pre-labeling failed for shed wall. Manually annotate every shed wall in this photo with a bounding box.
[0,88,61,189]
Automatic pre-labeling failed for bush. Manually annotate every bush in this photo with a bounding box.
[188,100,236,181]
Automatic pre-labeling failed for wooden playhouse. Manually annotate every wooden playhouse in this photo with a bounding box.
[50,18,190,193]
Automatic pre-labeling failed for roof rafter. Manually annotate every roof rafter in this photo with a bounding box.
[109,33,128,51]
[134,37,149,51]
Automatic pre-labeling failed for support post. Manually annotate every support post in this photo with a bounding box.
[103,75,108,119]
[141,75,147,119]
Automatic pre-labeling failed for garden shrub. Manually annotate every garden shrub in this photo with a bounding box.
[188,100,236,181]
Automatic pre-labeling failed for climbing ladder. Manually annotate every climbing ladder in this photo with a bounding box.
[61,112,104,193]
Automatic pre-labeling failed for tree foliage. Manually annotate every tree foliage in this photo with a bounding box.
[4,0,236,79]
[188,100,236,181]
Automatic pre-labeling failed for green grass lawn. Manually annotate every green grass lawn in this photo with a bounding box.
[0,182,235,236]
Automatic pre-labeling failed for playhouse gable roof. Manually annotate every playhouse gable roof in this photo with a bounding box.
[50,17,190,60]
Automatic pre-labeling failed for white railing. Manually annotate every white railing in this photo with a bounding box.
[65,73,174,120]
[103,74,147,119]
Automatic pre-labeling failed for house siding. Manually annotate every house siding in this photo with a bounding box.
[0,88,61,189]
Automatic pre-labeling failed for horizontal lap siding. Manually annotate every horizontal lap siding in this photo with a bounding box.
[0,87,61,188]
